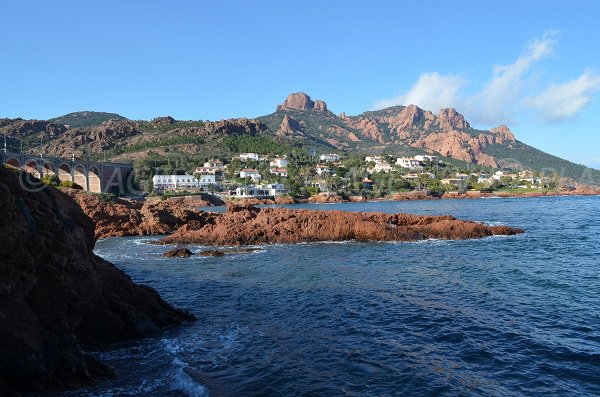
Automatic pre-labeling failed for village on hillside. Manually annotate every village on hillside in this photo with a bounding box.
[150,151,559,200]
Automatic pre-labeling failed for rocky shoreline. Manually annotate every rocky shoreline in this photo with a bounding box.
[159,203,523,246]
[0,167,195,394]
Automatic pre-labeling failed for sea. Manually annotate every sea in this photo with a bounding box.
[44,196,600,397]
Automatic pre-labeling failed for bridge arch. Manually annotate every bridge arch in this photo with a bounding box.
[88,166,101,193]
[6,157,20,169]
[73,164,87,189]
[24,159,41,178]
[42,161,56,178]
[58,163,72,183]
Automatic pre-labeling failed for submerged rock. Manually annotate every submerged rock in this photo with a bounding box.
[163,247,194,258]
[200,250,225,257]
[160,204,524,246]
[0,167,195,393]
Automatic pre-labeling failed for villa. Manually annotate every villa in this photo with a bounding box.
[319,153,340,162]
[396,157,422,169]
[414,155,439,163]
[315,164,334,176]
[365,155,385,164]
[374,161,394,173]
[270,168,288,177]
[270,157,289,168]
[239,168,262,181]
[235,183,287,197]
[152,174,199,191]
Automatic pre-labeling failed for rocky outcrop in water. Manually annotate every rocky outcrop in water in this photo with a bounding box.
[0,166,194,393]
[159,203,523,246]
[66,192,218,239]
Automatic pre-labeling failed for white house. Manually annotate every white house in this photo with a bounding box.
[197,174,217,189]
[365,155,384,164]
[239,168,262,181]
[492,171,505,181]
[396,157,422,169]
[235,183,287,197]
[195,159,225,180]
[414,155,439,163]
[153,174,199,191]
[270,168,288,177]
[239,153,260,161]
[319,153,340,162]
[374,161,394,173]
[270,157,289,168]
[315,164,334,176]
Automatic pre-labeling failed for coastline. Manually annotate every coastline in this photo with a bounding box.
[213,189,600,207]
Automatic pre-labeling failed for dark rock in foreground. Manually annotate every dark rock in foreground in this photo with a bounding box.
[0,167,195,393]
[160,203,524,246]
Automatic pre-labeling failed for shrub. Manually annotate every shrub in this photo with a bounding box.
[41,175,60,186]
[59,180,83,190]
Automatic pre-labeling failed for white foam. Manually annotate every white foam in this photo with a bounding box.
[169,358,209,397]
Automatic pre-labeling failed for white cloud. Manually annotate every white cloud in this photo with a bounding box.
[469,30,558,123]
[371,30,600,125]
[373,72,464,112]
[526,69,600,122]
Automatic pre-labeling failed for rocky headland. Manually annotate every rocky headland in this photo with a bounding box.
[159,203,523,246]
[0,167,195,394]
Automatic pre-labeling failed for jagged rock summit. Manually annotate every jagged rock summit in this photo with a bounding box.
[276,92,328,112]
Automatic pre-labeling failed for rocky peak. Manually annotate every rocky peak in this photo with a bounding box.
[437,108,470,131]
[490,125,516,143]
[276,92,328,112]
[151,116,176,126]
[277,114,303,136]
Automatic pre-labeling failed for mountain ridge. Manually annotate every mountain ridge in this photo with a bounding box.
[1,92,598,184]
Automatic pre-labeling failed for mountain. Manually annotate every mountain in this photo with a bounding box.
[1,93,598,184]
[258,93,599,182]
[49,111,128,128]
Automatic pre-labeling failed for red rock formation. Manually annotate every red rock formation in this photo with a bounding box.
[276,92,329,112]
[160,204,523,246]
[437,108,470,131]
[65,192,213,239]
[277,114,304,136]
[490,125,517,145]
[0,167,194,393]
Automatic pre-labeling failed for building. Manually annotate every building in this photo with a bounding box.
[440,178,465,187]
[270,157,289,168]
[396,157,422,169]
[195,159,224,180]
[319,153,340,162]
[414,155,439,163]
[239,168,262,181]
[270,168,288,177]
[455,173,469,181]
[239,153,260,161]
[365,155,385,164]
[235,183,287,197]
[315,164,334,176]
[197,174,217,189]
[152,174,199,191]
[374,161,394,173]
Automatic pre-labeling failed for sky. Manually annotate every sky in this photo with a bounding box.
[1,0,599,168]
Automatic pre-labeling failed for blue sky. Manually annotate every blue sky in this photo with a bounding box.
[1,1,599,167]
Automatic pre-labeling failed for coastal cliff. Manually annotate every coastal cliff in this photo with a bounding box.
[160,203,523,246]
[0,167,195,394]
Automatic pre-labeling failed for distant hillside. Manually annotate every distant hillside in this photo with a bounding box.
[1,92,599,185]
[49,111,128,128]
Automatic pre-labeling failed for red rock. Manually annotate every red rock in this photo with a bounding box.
[0,167,194,393]
[163,247,194,257]
[159,204,524,246]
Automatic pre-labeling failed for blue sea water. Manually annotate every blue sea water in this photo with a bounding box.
[51,196,600,396]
